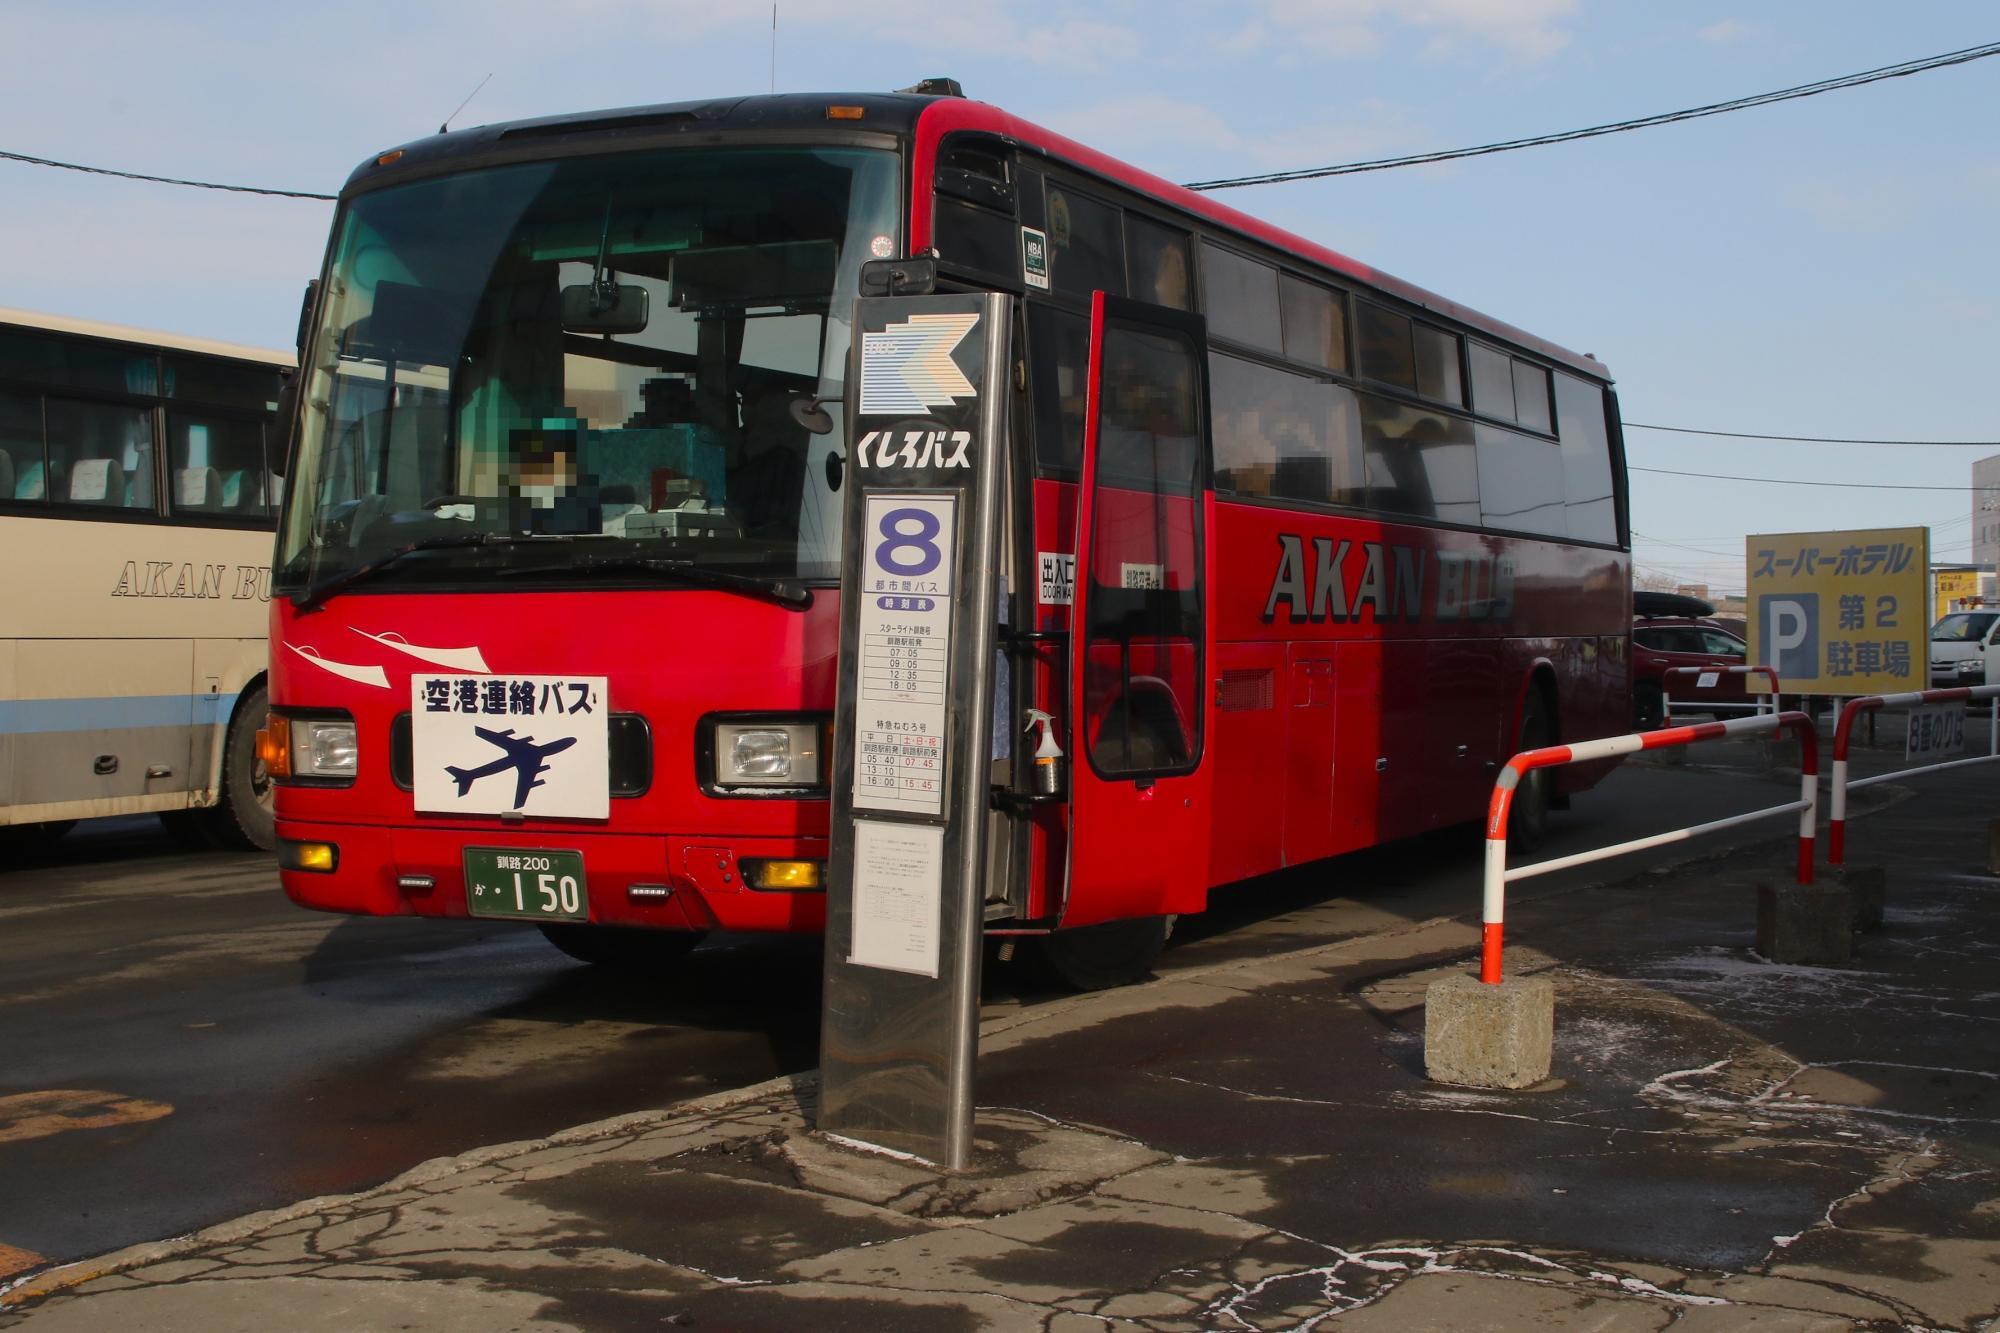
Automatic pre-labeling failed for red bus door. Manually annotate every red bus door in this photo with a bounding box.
[1064,294,1215,927]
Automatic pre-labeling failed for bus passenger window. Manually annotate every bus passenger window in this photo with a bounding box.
[1047,185,1125,300]
[170,414,273,517]
[1414,323,1464,405]
[1198,242,1281,353]
[46,398,154,510]
[1468,341,1514,421]
[1209,353,1362,507]
[1359,394,1477,524]
[1554,371,1617,544]
[1125,215,1191,310]
[0,391,40,503]
[1512,359,1553,433]
[1279,275,1347,373]
[1355,301,1416,390]
[1476,422,1564,536]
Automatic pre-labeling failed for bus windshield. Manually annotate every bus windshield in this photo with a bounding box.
[278,145,899,593]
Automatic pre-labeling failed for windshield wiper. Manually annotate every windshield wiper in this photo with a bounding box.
[290,532,505,614]
[509,554,815,610]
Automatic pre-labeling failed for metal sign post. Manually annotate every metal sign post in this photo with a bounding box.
[819,291,1009,1167]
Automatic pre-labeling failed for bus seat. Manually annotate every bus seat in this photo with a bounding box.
[68,458,124,504]
[216,469,249,510]
[176,466,224,511]
[266,472,285,511]
[15,459,48,500]
[0,450,13,500]
[125,458,155,508]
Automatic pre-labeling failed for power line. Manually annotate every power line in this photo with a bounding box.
[1633,465,1985,491]
[1183,39,2000,191]
[1628,422,2000,447]
[0,147,335,200]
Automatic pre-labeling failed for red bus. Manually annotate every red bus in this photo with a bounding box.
[267,84,1629,988]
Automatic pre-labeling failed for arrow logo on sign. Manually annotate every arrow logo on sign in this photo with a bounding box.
[859,313,978,414]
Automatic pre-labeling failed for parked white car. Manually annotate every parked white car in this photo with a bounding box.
[1929,611,2000,688]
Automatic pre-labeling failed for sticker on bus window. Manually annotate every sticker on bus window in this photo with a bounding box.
[1038,551,1074,605]
[1120,562,1165,591]
[1021,226,1050,291]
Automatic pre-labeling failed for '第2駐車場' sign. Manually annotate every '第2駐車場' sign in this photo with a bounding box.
[1746,527,1928,696]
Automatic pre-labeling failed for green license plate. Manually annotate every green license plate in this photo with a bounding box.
[464,847,587,921]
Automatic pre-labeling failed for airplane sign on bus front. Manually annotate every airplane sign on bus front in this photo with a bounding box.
[410,674,610,819]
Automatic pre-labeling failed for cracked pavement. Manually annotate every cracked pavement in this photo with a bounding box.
[3,746,1997,1330]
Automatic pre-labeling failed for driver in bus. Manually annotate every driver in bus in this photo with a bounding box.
[505,422,602,536]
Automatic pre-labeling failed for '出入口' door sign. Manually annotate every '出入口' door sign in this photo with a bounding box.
[412,674,609,819]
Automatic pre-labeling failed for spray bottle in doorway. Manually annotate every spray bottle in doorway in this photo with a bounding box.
[1023,709,1066,798]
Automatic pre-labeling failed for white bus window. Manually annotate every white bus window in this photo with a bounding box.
[1,391,39,502]
[170,414,272,517]
[46,398,154,511]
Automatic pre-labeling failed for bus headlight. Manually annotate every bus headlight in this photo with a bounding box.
[713,722,822,788]
[290,718,358,779]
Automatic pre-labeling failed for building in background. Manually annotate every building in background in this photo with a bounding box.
[1975,454,2000,599]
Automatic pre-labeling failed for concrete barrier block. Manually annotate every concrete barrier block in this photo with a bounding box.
[1424,972,1553,1090]
[1756,882,1853,964]
[1832,863,1886,933]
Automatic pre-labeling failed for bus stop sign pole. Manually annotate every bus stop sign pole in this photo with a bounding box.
[819,291,1010,1168]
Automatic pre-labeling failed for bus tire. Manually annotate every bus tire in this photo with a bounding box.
[1509,688,1554,853]
[205,682,276,852]
[538,923,706,969]
[1634,682,1665,731]
[1037,915,1171,992]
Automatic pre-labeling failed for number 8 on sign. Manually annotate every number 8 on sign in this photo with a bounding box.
[876,507,944,576]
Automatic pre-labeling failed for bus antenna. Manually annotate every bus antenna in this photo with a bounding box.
[439,73,494,135]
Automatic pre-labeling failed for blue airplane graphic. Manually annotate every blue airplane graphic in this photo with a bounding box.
[445,726,578,809]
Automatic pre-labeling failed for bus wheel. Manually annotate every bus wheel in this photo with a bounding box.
[1634,683,1665,731]
[538,924,707,969]
[205,683,276,852]
[1038,916,1171,992]
[1509,690,1554,852]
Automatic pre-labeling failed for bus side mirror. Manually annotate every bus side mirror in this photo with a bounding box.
[295,279,319,362]
[859,257,937,297]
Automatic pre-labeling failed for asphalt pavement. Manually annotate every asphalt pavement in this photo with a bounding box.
[4,732,1995,1328]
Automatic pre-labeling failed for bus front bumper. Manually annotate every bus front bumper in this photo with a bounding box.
[276,821,829,934]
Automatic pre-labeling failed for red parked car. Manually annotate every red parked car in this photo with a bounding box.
[1632,592,1753,729]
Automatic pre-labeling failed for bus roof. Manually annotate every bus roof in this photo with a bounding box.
[344,89,1607,382]
[0,305,293,369]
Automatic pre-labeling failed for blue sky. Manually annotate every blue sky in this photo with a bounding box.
[2,1,1994,589]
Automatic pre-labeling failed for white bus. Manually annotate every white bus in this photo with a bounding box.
[0,306,290,850]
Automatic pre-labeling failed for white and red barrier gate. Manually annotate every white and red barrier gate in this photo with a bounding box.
[1479,711,1819,985]
[1828,685,2000,866]
[1662,664,1781,720]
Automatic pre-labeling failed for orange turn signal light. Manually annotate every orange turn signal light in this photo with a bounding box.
[825,106,865,121]
[256,715,291,780]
